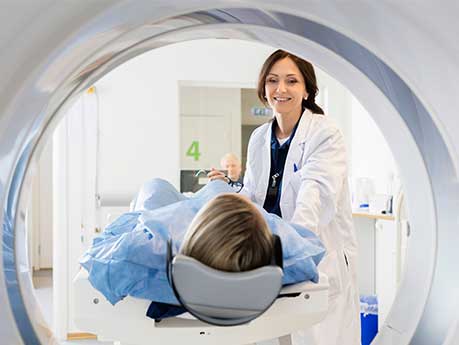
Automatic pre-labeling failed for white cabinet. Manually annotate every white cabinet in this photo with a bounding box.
[354,217,376,295]
[375,219,398,329]
[354,213,406,330]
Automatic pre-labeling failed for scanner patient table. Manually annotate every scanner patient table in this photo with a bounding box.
[73,270,329,345]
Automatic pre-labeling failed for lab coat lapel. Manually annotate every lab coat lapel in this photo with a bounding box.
[252,122,272,205]
[283,110,313,191]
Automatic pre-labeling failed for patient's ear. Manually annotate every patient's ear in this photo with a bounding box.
[271,235,283,268]
[166,238,173,284]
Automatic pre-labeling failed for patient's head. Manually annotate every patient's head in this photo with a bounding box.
[181,194,273,272]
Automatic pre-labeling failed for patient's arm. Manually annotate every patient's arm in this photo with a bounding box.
[130,178,187,211]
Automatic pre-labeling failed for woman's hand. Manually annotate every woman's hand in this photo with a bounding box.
[207,167,229,182]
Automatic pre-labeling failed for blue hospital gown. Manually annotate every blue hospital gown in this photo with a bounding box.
[80,179,325,306]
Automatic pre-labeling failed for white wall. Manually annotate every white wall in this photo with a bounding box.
[53,92,99,338]
[29,141,53,270]
[351,95,398,194]
[316,70,353,159]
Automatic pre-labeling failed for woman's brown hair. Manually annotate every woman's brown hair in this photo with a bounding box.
[181,193,273,272]
[257,49,324,115]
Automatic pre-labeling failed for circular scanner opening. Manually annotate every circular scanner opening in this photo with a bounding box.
[24,39,411,345]
[2,6,455,345]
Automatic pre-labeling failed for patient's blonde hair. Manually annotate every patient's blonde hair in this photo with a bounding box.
[181,194,273,272]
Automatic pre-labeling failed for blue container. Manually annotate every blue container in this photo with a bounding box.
[360,295,378,345]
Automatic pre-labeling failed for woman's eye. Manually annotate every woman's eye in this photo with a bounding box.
[266,78,277,83]
[287,79,298,84]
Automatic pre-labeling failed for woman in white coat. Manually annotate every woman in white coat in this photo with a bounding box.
[209,50,361,344]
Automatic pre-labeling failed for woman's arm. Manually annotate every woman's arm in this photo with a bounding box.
[239,128,261,201]
[291,125,348,235]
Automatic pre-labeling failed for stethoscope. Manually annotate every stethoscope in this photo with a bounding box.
[195,169,244,193]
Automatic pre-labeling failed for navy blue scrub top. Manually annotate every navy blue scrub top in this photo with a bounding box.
[263,117,301,217]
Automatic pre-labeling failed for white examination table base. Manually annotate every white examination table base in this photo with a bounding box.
[73,270,329,345]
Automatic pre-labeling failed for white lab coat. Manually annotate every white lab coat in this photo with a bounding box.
[241,109,361,345]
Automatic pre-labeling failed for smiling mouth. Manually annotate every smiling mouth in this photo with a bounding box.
[273,97,292,102]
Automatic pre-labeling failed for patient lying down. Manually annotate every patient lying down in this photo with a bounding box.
[80,178,325,318]
[182,192,273,273]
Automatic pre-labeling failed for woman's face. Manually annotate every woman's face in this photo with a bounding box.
[265,57,308,117]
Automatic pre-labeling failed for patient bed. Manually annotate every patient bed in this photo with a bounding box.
[73,269,329,345]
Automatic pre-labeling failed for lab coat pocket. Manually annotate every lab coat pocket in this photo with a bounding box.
[318,250,344,299]
[343,249,357,288]
[284,171,302,218]
[288,170,303,197]
[291,170,302,187]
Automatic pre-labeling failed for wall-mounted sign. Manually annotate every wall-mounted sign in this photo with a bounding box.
[186,140,201,161]
[250,107,272,117]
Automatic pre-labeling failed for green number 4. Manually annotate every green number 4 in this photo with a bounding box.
[186,140,201,161]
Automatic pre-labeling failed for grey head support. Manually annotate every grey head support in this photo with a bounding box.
[166,235,283,326]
